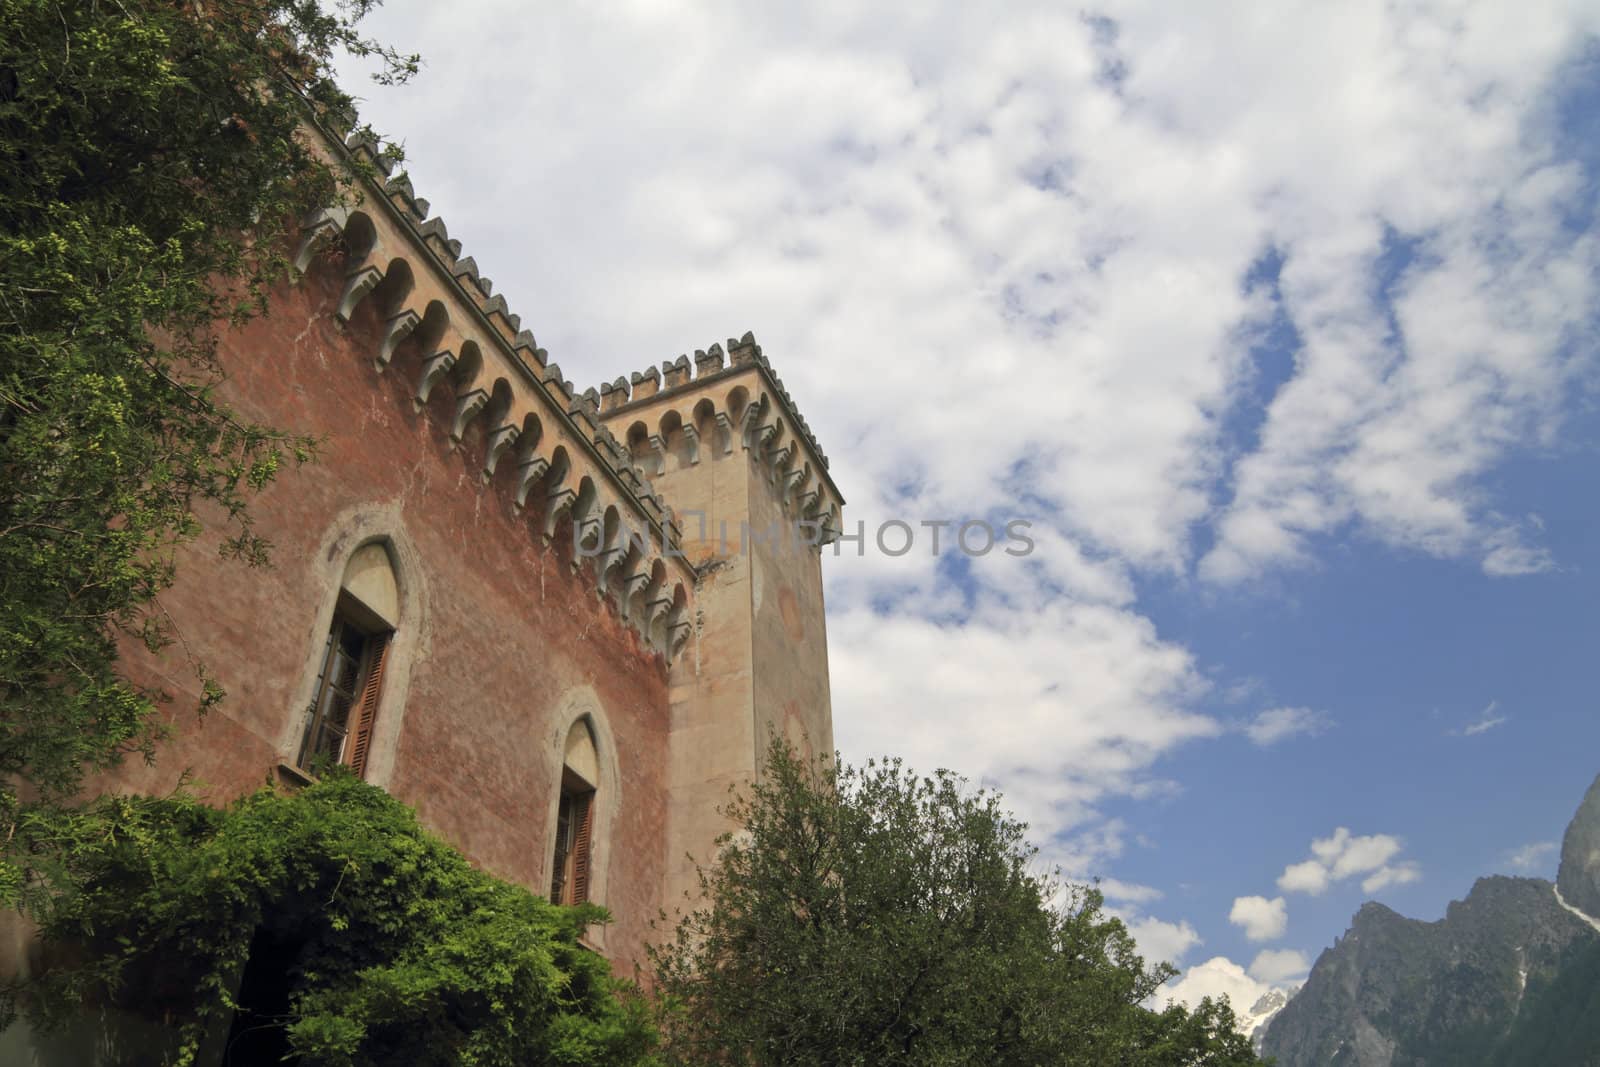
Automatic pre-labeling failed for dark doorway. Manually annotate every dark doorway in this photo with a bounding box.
[221,927,298,1065]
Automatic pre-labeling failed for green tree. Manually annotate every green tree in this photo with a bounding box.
[0,0,413,910]
[16,771,659,1066]
[650,742,1263,1066]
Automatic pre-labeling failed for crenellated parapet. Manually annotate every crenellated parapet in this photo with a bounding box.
[590,334,846,545]
[290,128,696,661]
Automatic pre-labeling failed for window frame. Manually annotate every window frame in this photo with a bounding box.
[296,602,392,775]
[541,702,616,936]
[550,780,596,905]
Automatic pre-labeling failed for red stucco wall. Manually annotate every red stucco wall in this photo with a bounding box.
[104,257,672,970]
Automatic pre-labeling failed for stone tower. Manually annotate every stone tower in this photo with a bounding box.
[594,335,845,909]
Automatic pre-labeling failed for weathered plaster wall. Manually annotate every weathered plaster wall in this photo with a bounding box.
[619,395,759,915]
[745,459,835,768]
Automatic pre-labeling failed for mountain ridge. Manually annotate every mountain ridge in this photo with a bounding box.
[1259,773,1600,1066]
[1557,772,1600,922]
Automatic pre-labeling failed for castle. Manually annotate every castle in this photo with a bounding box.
[99,125,846,974]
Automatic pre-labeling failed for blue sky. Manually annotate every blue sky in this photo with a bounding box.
[338,2,1600,1008]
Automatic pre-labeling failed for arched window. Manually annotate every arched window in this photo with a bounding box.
[297,542,399,777]
[550,720,600,905]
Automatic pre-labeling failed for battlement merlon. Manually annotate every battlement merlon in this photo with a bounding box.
[588,335,846,544]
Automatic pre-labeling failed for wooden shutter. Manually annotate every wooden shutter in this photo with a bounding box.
[345,633,391,779]
[572,792,594,904]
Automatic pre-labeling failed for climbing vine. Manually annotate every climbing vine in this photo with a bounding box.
[14,771,658,1066]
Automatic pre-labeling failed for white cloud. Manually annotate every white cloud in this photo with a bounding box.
[1160,956,1273,1014]
[830,596,1219,860]
[1229,895,1289,942]
[333,0,1599,892]
[1318,828,1403,879]
[1127,915,1204,969]
[1277,860,1331,895]
[1278,827,1420,896]
[1361,862,1422,893]
[1507,841,1559,871]
[1097,878,1166,905]
[1482,523,1557,577]
[339,1,1599,593]
[1243,706,1332,746]
[1453,700,1510,736]
[1249,948,1312,984]
[1160,955,1304,1037]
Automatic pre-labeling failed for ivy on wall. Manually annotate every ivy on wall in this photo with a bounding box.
[13,771,658,1067]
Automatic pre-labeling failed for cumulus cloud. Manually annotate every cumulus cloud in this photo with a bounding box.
[1229,895,1289,942]
[1161,953,1307,1022]
[1160,956,1275,1015]
[1507,841,1559,871]
[1249,948,1313,984]
[829,598,1219,862]
[337,0,1600,592]
[1243,706,1332,746]
[1126,915,1204,969]
[1277,860,1331,895]
[1277,828,1420,896]
[335,0,1600,881]
[1361,863,1423,893]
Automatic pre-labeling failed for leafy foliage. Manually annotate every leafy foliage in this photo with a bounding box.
[15,771,659,1066]
[649,741,1262,1066]
[0,0,413,909]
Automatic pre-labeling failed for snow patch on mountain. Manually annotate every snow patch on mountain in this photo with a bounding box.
[1239,987,1296,1047]
[1552,882,1600,935]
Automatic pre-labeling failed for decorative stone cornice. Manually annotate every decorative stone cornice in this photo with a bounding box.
[590,336,846,546]
[597,333,836,478]
[290,123,698,661]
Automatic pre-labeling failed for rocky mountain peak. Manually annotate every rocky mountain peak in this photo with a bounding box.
[1260,773,1600,1066]
[1556,772,1600,922]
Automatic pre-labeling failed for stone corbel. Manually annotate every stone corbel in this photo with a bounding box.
[593,539,626,596]
[644,591,674,630]
[668,617,693,659]
[376,308,420,370]
[543,486,578,541]
[336,264,384,323]
[783,467,807,497]
[797,488,820,515]
[818,511,840,546]
[575,514,603,554]
[714,412,735,455]
[291,207,349,276]
[767,444,793,477]
[414,348,457,409]
[681,424,701,465]
[514,455,550,509]
[738,405,765,450]
[736,405,754,446]
[482,423,520,481]
[648,434,668,476]
[450,388,489,442]
[619,568,652,618]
